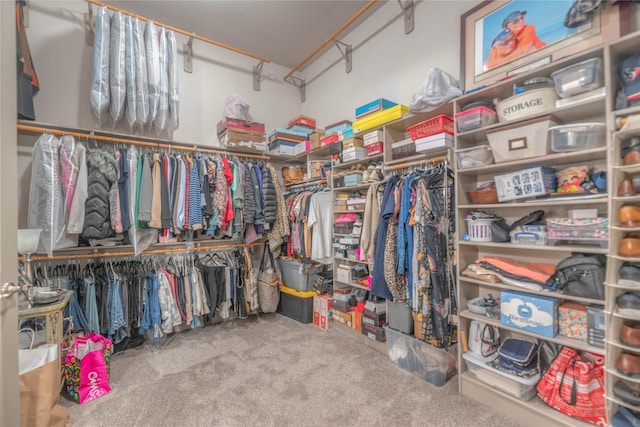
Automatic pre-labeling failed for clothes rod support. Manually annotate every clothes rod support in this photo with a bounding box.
[84,2,95,46]
[184,35,194,73]
[253,61,264,91]
[397,0,414,34]
[333,39,352,74]
[285,76,306,103]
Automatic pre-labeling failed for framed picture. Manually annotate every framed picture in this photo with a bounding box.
[460,0,628,92]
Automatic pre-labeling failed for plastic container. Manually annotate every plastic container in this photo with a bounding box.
[387,301,414,335]
[391,139,416,160]
[278,258,319,292]
[549,122,605,152]
[344,173,363,186]
[455,145,494,169]
[495,87,558,122]
[487,116,558,163]
[466,218,499,242]
[551,57,604,99]
[385,326,457,387]
[277,285,315,324]
[407,115,454,140]
[462,352,540,401]
[455,106,498,132]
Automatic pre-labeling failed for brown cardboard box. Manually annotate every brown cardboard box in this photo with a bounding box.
[218,129,267,148]
[309,130,325,151]
[313,294,333,331]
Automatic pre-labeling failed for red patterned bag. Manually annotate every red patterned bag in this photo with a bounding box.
[536,346,606,426]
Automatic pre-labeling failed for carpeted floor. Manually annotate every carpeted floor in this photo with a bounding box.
[60,314,519,426]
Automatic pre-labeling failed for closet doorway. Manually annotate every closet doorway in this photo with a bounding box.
[0,1,19,425]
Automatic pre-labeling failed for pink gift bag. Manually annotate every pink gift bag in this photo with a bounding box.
[63,333,112,404]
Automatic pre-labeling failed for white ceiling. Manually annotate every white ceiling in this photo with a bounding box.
[106,0,385,71]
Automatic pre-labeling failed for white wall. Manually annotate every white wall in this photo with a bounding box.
[26,1,302,146]
[302,0,480,128]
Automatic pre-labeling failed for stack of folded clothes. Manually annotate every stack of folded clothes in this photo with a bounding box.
[465,256,556,291]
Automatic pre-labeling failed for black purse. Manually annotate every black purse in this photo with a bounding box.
[490,210,545,242]
[554,253,606,300]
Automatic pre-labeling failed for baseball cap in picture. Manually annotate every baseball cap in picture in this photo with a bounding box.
[620,53,640,104]
[502,10,526,28]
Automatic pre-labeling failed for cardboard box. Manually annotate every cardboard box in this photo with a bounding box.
[325,120,352,134]
[356,98,398,119]
[342,147,367,162]
[339,128,354,141]
[218,129,267,148]
[269,139,299,156]
[309,131,325,151]
[363,130,383,145]
[558,302,588,341]
[352,104,409,134]
[217,117,265,135]
[500,291,559,338]
[415,133,453,153]
[333,309,354,327]
[366,141,384,156]
[587,304,605,348]
[321,133,340,147]
[342,137,364,150]
[293,141,308,156]
[363,308,386,327]
[494,166,556,202]
[361,323,386,342]
[287,124,314,137]
[288,115,316,129]
[336,267,351,284]
[269,128,308,142]
[313,294,333,331]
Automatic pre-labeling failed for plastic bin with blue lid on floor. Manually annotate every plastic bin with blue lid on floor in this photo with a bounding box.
[384,326,457,387]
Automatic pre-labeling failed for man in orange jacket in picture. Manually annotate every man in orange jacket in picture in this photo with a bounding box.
[485,10,546,71]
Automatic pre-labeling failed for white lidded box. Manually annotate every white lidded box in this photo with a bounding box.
[415,133,453,153]
[455,145,494,169]
[487,116,558,163]
[549,122,605,152]
[462,352,540,401]
[551,57,603,99]
[495,87,558,122]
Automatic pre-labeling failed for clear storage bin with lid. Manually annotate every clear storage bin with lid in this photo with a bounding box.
[551,57,603,99]
[549,122,605,152]
[455,145,494,169]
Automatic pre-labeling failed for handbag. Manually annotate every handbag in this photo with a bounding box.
[281,166,305,186]
[63,333,113,404]
[468,320,501,357]
[554,253,606,300]
[536,346,606,426]
[257,243,280,313]
[497,338,537,373]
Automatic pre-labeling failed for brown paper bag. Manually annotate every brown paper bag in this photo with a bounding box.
[19,359,70,427]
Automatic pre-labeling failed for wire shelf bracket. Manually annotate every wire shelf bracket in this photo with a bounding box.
[253,61,264,91]
[333,39,352,74]
[397,0,414,34]
[285,76,306,103]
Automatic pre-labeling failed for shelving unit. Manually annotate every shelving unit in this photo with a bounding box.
[454,40,614,426]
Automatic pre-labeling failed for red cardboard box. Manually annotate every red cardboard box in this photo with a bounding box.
[366,141,384,156]
[288,115,316,129]
[320,133,340,147]
[313,294,333,331]
[217,117,265,135]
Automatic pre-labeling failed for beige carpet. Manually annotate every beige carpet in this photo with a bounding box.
[60,314,518,426]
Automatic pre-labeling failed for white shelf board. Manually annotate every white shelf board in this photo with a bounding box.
[458,240,608,254]
[459,197,608,209]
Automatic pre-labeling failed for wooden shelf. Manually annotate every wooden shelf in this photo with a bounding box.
[458,196,608,209]
[333,233,360,238]
[334,256,367,265]
[460,310,604,354]
[333,278,368,291]
[333,183,373,192]
[458,277,604,306]
[458,240,608,254]
[332,153,383,170]
[333,209,365,214]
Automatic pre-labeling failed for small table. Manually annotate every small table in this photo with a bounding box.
[18,290,73,367]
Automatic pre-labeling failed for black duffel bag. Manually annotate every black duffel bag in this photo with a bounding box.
[554,253,606,300]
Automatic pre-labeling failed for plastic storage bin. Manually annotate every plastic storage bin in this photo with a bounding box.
[455,145,494,169]
[466,218,499,242]
[407,115,454,140]
[344,173,363,186]
[391,139,416,160]
[551,57,603,99]
[455,106,498,132]
[387,301,414,335]
[462,352,540,401]
[549,122,605,152]
[278,258,319,292]
[277,285,315,324]
[385,326,457,387]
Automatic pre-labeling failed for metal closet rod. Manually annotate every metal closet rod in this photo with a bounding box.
[16,124,269,160]
[283,0,377,81]
[383,156,446,172]
[21,241,264,262]
[85,0,270,64]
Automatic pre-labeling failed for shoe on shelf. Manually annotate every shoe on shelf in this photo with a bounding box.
[620,205,640,227]
[620,233,640,258]
[616,352,640,377]
[620,262,640,288]
[621,320,640,347]
[619,179,637,197]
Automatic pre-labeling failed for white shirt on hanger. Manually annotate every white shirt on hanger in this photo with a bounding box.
[307,191,333,264]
